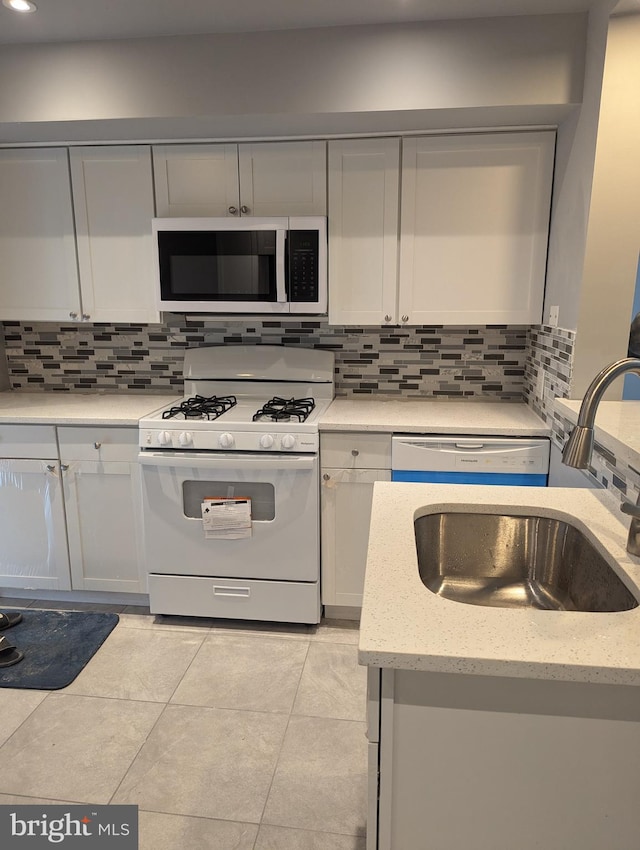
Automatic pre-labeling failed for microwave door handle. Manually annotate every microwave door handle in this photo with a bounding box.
[275,228,287,302]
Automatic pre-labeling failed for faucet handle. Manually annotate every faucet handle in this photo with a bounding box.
[620,497,640,519]
[620,495,640,556]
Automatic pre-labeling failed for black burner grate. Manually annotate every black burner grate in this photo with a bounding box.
[162,395,237,421]
[252,396,316,423]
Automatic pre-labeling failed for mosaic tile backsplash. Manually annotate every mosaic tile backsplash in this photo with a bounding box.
[1,320,529,399]
[552,409,640,502]
[5,315,640,507]
[524,324,575,421]
[527,325,640,506]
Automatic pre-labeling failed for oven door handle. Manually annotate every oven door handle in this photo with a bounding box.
[138,451,316,472]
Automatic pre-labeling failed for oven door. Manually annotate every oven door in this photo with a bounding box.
[138,451,318,582]
[154,217,288,313]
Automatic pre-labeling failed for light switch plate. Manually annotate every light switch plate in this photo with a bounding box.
[549,305,559,327]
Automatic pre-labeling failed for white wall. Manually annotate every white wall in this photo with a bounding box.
[0,16,587,143]
[570,12,640,397]
[543,3,612,329]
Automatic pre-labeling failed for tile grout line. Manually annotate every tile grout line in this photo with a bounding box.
[253,637,312,832]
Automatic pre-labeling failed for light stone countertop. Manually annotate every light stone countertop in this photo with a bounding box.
[320,399,549,435]
[556,398,640,470]
[359,481,640,686]
[0,392,182,426]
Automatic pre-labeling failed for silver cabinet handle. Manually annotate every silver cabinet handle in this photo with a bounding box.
[322,473,330,481]
[351,449,359,457]
[228,206,238,215]
[60,464,69,472]
[82,314,90,321]
[46,464,56,472]
[94,442,102,450]
[240,205,250,215]
[384,315,392,323]
[69,311,78,319]
[402,315,409,322]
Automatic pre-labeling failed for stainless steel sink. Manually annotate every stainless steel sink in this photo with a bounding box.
[415,512,638,612]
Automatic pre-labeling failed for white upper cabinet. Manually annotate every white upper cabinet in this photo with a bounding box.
[70,145,159,323]
[328,138,400,325]
[0,145,158,324]
[399,132,555,325]
[153,141,327,217]
[0,148,80,322]
[328,131,554,326]
[153,143,239,217]
[238,141,327,216]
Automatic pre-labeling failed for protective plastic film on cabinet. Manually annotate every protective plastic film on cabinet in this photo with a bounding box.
[0,459,71,589]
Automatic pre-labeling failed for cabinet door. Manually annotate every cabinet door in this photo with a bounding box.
[63,460,145,593]
[70,146,159,323]
[328,138,400,325]
[0,148,80,322]
[399,131,554,325]
[0,459,71,590]
[153,143,240,216]
[238,141,327,216]
[321,468,391,608]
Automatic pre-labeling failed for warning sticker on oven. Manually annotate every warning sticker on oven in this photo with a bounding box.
[201,497,252,539]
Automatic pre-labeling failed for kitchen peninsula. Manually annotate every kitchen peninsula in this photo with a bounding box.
[360,481,640,850]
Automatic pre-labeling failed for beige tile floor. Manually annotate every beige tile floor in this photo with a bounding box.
[0,599,368,850]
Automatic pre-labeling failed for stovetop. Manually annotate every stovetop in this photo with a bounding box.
[139,345,334,453]
[162,395,238,422]
[139,393,331,453]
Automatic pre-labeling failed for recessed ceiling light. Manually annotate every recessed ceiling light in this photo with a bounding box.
[2,0,37,12]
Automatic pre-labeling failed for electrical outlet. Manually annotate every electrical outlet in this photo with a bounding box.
[549,305,559,327]
[536,370,545,399]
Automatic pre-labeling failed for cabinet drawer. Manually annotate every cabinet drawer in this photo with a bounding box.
[148,574,321,624]
[57,426,139,462]
[320,433,391,468]
[0,424,58,458]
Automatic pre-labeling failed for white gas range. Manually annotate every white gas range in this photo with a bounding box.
[138,344,334,624]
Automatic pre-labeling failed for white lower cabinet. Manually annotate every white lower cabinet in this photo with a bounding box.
[320,433,391,610]
[0,424,145,595]
[58,426,145,594]
[0,425,71,590]
[369,668,640,850]
[0,458,71,590]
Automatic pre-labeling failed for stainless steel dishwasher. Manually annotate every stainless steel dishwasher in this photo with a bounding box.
[391,435,550,486]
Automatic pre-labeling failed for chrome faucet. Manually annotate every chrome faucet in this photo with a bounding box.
[562,357,640,556]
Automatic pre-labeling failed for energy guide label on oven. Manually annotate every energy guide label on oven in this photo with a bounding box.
[201,498,252,539]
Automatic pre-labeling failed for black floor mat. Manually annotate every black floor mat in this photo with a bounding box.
[0,609,119,690]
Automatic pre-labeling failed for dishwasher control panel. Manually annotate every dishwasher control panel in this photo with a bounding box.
[391,436,550,485]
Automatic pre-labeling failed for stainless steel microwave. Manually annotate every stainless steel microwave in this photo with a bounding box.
[153,216,327,314]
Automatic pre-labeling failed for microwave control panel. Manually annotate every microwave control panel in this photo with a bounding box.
[288,230,319,302]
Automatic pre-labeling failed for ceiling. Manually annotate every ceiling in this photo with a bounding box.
[0,0,610,46]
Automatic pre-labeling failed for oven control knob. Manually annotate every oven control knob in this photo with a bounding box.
[260,434,274,449]
[158,431,172,446]
[219,432,235,449]
[281,434,297,450]
[178,431,193,447]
